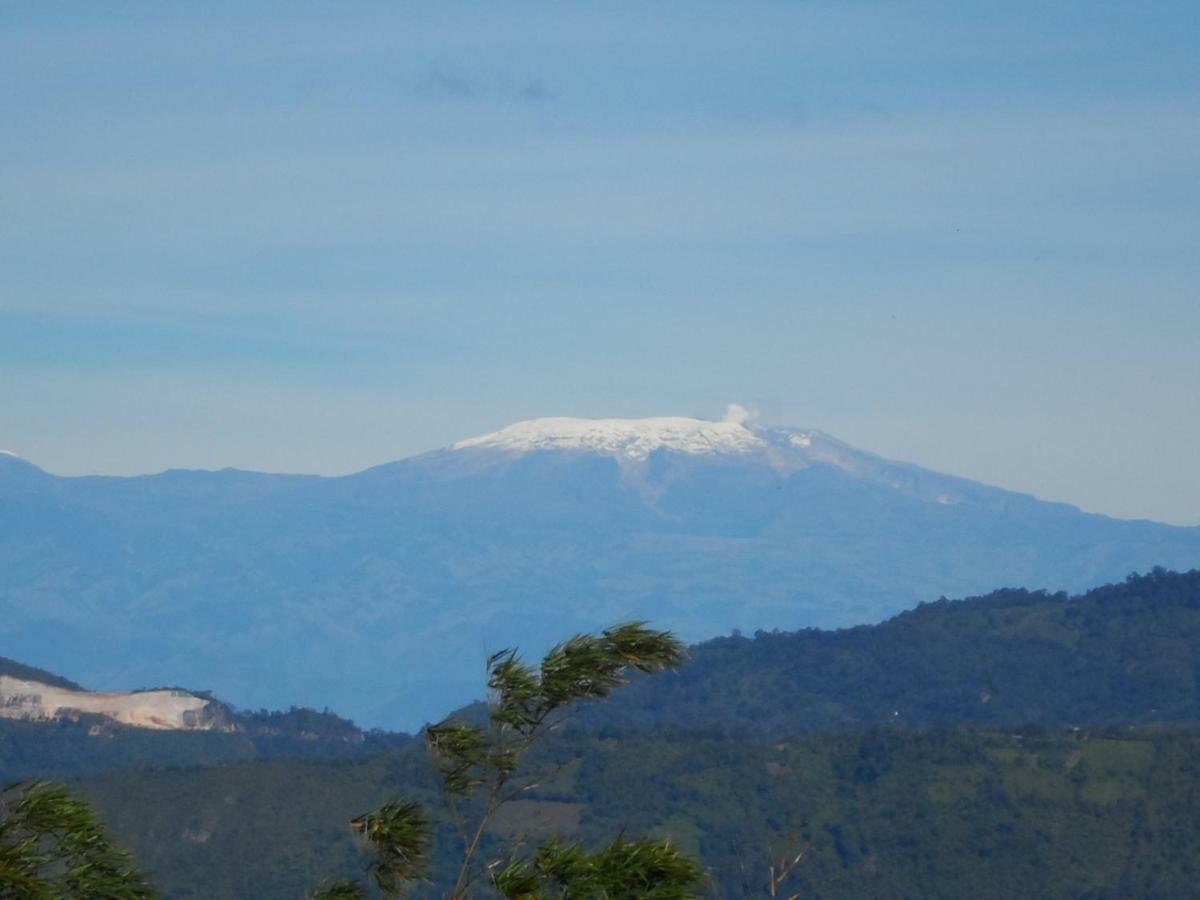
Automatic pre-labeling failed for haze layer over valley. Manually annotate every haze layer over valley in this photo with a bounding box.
[3,414,1198,729]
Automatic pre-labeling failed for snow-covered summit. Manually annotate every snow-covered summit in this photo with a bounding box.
[452,415,766,460]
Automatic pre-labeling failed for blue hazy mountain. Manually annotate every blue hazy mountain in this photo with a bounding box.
[2,418,1198,729]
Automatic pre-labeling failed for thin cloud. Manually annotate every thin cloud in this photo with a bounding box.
[415,64,475,99]
[857,100,889,116]
[415,66,557,105]
[516,78,555,104]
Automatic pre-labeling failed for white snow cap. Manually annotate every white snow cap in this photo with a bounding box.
[0,450,18,458]
[453,413,766,460]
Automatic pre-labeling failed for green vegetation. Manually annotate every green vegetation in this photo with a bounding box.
[9,569,1200,897]
[589,568,1200,734]
[72,725,1200,899]
[8,569,1199,783]
[0,657,82,691]
[0,780,155,899]
[312,622,702,899]
[0,710,408,783]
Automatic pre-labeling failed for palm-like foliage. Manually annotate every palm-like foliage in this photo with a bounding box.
[332,622,700,899]
[351,801,429,896]
[0,781,156,899]
[491,836,703,900]
[307,879,366,900]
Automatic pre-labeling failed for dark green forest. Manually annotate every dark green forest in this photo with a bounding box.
[586,567,1200,734]
[0,656,83,691]
[0,708,408,782]
[7,569,1200,897]
[75,725,1200,899]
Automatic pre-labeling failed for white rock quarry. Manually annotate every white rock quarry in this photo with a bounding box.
[0,675,228,731]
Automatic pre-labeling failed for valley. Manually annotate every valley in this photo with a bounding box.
[4,569,1200,897]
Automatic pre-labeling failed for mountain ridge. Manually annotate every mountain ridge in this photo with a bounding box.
[2,416,1184,525]
[0,415,1137,519]
[582,567,1200,735]
[4,568,1199,782]
[3,415,1198,729]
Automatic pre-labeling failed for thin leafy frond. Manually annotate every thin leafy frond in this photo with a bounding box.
[0,780,157,899]
[350,799,429,896]
[488,651,543,733]
[307,878,366,900]
[601,622,687,673]
[320,622,697,900]
[425,719,487,796]
[539,623,685,712]
[490,858,546,899]
[590,835,705,900]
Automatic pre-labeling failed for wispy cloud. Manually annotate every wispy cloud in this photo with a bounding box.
[415,64,475,99]
[414,64,557,105]
[515,78,555,104]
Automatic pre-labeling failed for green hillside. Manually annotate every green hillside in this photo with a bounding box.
[78,725,1200,899]
[0,654,83,690]
[12,568,1200,897]
[591,568,1200,733]
[0,713,410,781]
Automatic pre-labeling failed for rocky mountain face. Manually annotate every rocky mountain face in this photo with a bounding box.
[0,664,394,782]
[2,416,1199,729]
[0,675,230,731]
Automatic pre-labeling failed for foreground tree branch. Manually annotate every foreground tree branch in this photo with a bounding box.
[0,780,156,899]
[322,621,703,899]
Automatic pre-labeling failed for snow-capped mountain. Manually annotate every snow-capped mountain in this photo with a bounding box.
[397,414,1028,513]
[452,415,769,459]
[2,415,1198,729]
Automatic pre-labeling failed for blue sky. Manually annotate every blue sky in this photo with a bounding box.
[2,2,1198,524]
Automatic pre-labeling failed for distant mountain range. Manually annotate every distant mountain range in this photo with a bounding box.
[3,415,1199,728]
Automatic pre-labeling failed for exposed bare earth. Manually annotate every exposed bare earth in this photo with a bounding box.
[0,675,227,731]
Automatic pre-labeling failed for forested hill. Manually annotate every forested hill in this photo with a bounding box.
[0,655,82,690]
[79,725,1200,900]
[588,568,1200,734]
[9,568,1199,782]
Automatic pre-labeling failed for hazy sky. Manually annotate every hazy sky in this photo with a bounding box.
[2,2,1198,524]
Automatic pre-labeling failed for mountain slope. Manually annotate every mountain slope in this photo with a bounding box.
[0,676,226,731]
[0,659,402,780]
[75,725,1200,900]
[585,567,1200,734]
[10,568,1198,780]
[2,418,1198,729]
[67,569,1200,899]
[0,655,83,691]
